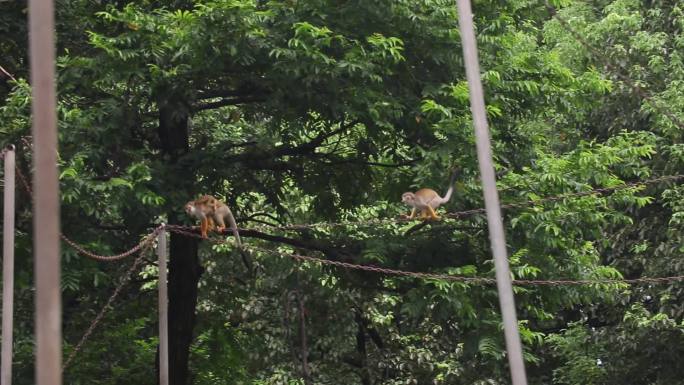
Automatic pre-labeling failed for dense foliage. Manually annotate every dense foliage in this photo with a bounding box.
[1,0,683,384]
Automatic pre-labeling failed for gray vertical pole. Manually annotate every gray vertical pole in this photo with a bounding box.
[157,226,169,385]
[2,146,16,385]
[455,1,528,384]
[28,0,62,384]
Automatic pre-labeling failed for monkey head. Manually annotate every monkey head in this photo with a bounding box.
[401,192,417,206]
[184,202,198,217]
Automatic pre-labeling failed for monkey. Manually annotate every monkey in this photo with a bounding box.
[184,195,252,272]
[184,195,242,248]
[401,169,459,220]
[184,195,219,238]
[210,198,243,249]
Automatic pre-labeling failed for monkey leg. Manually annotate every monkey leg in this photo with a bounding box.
[206,217,216,233]
[200,218,209,238]
[408,207,417,219]
[214,217,226,233]
[427,206,440,220]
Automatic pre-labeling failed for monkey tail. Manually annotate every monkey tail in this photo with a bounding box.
[225,207,253,272]
[224,206,242,248]
[440,169,460,204]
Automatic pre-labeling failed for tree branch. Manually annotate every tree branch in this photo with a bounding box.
[196,89,245,100]
[0,64,17,82]
[209,228,348,259]
[245,212,284,226]
[319,157,422,168]
[221,120,359,165]
[273,120,359,157]
[404,221,429,236]
[194,95,267,111]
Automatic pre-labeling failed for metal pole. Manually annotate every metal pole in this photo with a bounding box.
[157,226,169,385]
[28,0,62,383]
[2,146,16,385]
[455,1,528,384]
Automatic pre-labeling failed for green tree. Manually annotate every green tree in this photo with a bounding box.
[2,1,683,384]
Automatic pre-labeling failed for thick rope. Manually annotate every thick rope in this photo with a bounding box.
[60,228,162,262]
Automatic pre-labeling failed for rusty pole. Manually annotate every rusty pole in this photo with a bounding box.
[28,0,62,383]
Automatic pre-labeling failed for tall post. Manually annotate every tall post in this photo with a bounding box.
[28,0,62,384]
[2,145,16,385]
[157,226,169,385]
[455,1,528,384]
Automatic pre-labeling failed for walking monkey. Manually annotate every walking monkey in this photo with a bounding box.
[401,169,459,220]
[184,195,242,248]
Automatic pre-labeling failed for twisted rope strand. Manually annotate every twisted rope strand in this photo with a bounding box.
[60,227,162,262]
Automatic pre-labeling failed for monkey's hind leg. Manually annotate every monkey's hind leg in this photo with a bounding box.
[207,217,217,233]
[426,206,440,220]
[200,218,209,238]
[214,216,226,233]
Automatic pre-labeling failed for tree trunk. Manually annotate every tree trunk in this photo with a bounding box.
[355,311,372,385]
[156,87,200,385]
[168,233,202,385]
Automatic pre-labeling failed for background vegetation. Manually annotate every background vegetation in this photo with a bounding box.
[1,0,683,384]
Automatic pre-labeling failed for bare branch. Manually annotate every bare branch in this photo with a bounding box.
[0,65,17,82]
[320,157,422,168]
[194,95,267,111]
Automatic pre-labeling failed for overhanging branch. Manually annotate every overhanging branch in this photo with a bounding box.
[194,95,267,111]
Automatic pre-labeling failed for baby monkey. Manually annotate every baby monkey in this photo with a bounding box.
[184,195,242,248]
[401,169,459,220]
